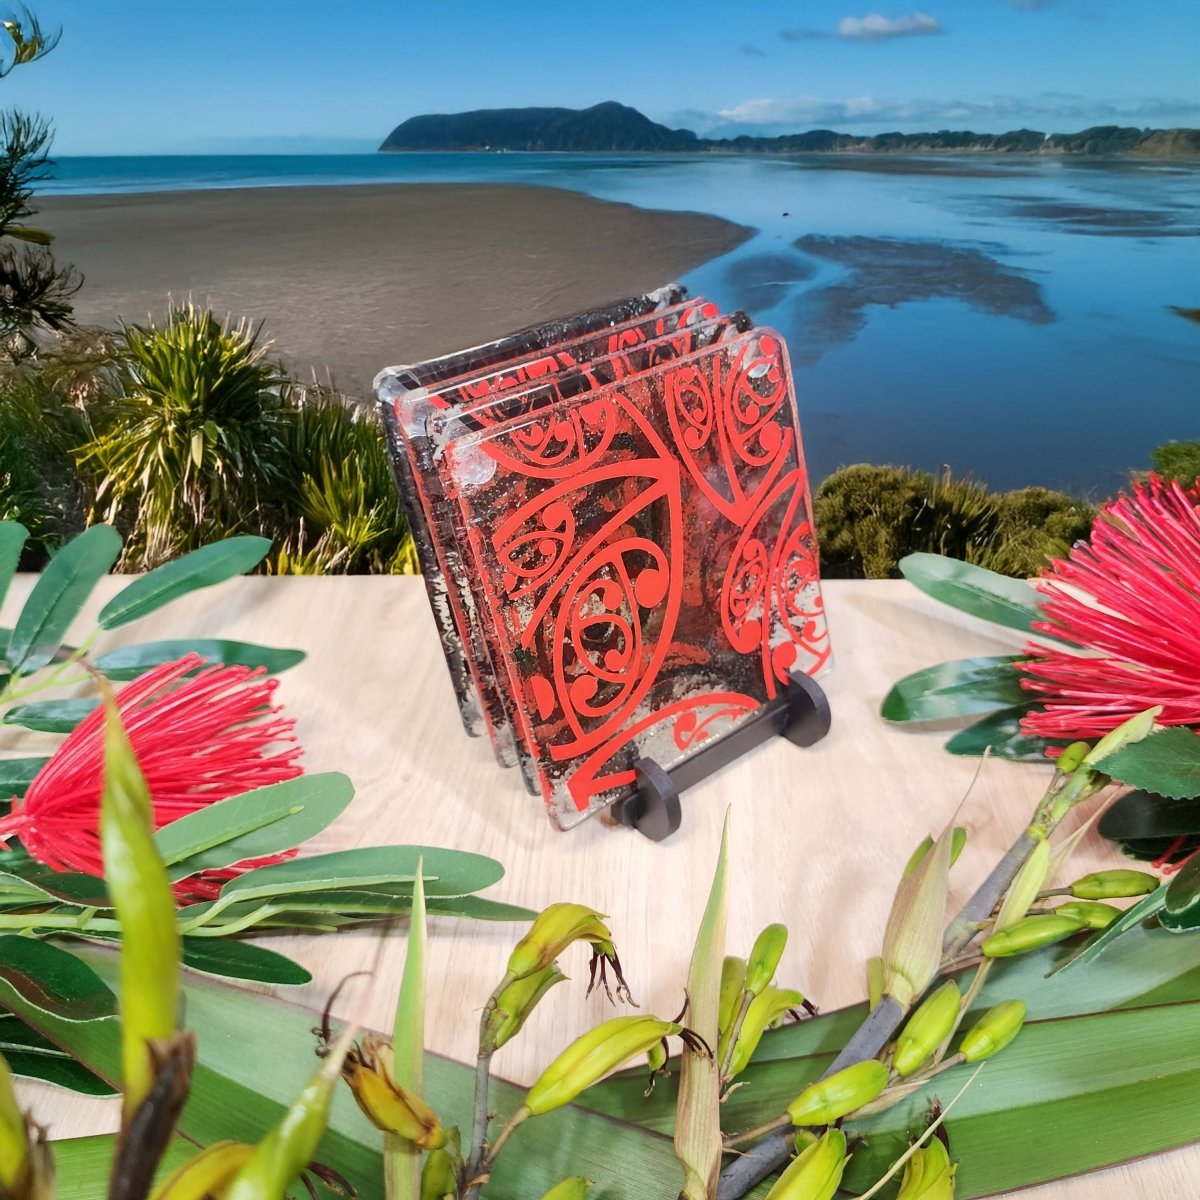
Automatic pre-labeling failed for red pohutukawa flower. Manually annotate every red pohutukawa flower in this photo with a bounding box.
[0,653,303,900]
[1019,475,1200,739]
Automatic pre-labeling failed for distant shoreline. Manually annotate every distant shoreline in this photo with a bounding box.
[38,182,751,396]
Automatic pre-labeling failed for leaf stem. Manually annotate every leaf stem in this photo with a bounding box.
[465,977,512,1186]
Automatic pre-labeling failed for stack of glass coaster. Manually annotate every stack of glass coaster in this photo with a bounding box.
[376,285,829,830]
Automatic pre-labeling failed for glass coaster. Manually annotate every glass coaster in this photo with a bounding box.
[415,309,742,784]
[442,329,829,829]
[376,285,688,750]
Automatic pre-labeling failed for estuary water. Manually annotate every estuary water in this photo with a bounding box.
[42,152,1200,494]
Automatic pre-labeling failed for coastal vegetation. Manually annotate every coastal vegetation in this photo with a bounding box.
[380,101,1200,157]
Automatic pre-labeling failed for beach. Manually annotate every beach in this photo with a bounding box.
[38,183,751,398]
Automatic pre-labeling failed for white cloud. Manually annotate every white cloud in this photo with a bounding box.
[835,12,943,39]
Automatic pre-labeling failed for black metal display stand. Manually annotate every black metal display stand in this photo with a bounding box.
[613,670,832,842]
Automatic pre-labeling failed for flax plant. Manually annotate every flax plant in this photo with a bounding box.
[77,305,290,568]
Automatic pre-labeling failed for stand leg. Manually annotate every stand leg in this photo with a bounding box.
[614,759,682,842]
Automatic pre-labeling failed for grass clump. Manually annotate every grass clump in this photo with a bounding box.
[814,464,1095,579]
[1150,440,1200,488]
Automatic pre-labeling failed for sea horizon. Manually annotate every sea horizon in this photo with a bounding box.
[34,151,1200,498]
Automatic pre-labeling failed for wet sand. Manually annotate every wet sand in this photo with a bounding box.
[38,183,751,397]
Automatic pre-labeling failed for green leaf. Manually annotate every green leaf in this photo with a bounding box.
[154,773,354,882]
[0,936,116,1022]
[1164,858,1200,933]
[3,698,97,733]
[881,656,1026,722]
[386,862,427,1198]
[8,524,122,672]
[943,705,1051,761]
[207,845,505,910]
[1099,790,1200,841]
[96,535,271,629]
[1096,727,1200,800]
[0,522,28,615]
[94,638,305,680]
[180,938,311,985]
[899,553,1052,636]
[0,1012,116,1096]
[676,811,728,1200]
[0,756,48,797]
[54,1134,198,1195]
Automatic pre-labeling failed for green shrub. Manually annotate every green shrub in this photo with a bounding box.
[76,305,290,568]
[814,464,1095,579]
[269,384,417,575]
[1150,440,1200,488]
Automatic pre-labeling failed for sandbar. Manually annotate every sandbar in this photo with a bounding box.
[37,182,751,397]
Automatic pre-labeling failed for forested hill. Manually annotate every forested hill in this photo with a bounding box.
[379,103,1200,158]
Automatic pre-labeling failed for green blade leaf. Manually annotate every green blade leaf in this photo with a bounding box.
[207,845,505,910]
[153,773,355,882]
[94,638,305,680]
[1164,857,1200,932]
[0,756,48,798]
[3,698,97,733]
[0,935,116,1022]
[943,704,1051,761]
[1099,790,1200,841]
[387,862,427,1198]
[180,938,311,985]
[0,1012,115,1096]
[676,811,728,1200]
[96,535,271,629]
[1096,726,1200,800]
[54,1134,199,1195]
[899,553,1052,636]
[881,656,1026,722]
[8,524,122,672]
[0,522,28,615]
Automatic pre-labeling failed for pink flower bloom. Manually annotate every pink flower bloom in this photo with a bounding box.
[1018,476,1200,740]
[0,654,303,899]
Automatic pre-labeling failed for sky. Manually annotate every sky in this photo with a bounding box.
[8,0,1200,154]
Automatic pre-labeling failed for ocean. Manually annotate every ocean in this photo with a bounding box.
[40,152,1200,495]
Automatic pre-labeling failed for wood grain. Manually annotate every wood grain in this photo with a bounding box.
[7,575,1192,1197]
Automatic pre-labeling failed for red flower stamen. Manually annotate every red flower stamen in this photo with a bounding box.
[1018,476,1200,739]
[0,653,303,900]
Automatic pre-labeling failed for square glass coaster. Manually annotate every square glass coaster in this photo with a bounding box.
[392,300,728,776]
[375,284,687,744]
[442,329,830,829]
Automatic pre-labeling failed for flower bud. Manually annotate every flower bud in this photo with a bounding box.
[539,1179,592,1200]
[1054,742,1091,775]
[225,1056,340,1200]
[1055,900,1121,930]
[419,1153,457,1200]
[526,1015,705,1116]
[719,956,747,1037]
[745,924,788,996]
[149,1141,254,1200]
[960,1000,1026,1062]
[764,1128,849,1200]
[728,987,806,1079]
[485,963,568,1052]
[0,1052,38,1200]
[896,1136,956,1199]
[1082,709,1160,768]
[981,914,1085,958]
[341,1034,446,1149]
[507,904,614,979]
[893,981,961,1077]
[1068,870,1159,900]
[787,1059,889,1127]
